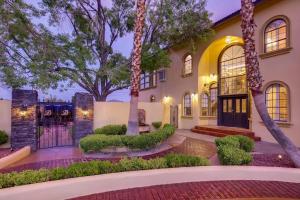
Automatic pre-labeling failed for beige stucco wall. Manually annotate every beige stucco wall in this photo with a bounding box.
[0,100,11,147]
[139,0,300,145]
[93,102,164,130]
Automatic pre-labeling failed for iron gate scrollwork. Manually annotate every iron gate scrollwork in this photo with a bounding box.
[37,102,74,149]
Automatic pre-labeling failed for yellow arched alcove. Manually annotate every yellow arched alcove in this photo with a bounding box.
[198,36,244,94]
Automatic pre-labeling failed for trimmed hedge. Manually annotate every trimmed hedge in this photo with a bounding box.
[94,124,127,135]
[152,121,162,129]
[0,130,8,145]
[80,124,176,153]
[0,153,209,189]
[217,145,252,165]
[215,135,254,165]
[215,135,254,152]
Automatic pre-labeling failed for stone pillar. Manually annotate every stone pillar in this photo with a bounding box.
[11,89,38,151]
[73,92,94,146]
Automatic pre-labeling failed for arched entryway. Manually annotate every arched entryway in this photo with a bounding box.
[218,44,249,128]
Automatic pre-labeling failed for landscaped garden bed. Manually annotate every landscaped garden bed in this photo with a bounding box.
[0,153,209,189]
[80,124,176,153]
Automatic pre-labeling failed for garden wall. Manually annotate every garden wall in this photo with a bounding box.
[0,100,11,147]
[93,102,165,129]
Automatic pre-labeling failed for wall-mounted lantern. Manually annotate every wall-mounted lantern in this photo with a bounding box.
[150,95,156,102]
[82,106,89,119]
[19,104,28,119]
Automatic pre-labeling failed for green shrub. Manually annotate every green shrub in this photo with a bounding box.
[234,135,254,152]
[215,135,254,166]
[0,153,208,189]
[217,145,252,165]
[165,153,209,167]
[215,136,239,149]
[152,121,162,129]
[80,134,123,153]
[80,125,176,152]
[94,124,127,135]
[0,130,8,145]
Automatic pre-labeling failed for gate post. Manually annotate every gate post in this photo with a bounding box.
[11,89,38,151]
[73,92,94,146]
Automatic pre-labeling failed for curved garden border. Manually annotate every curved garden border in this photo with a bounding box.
[0,166,299,200]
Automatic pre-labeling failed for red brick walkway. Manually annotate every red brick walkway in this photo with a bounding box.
[70,180,300,200]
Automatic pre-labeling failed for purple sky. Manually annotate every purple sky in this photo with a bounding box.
[0,0,242,101]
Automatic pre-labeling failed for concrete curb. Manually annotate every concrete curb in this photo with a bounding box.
[0,166,299,200]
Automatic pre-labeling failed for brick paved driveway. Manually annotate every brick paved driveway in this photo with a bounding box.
[69,180,300,200]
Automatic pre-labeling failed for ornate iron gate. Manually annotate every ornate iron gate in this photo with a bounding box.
[37,102,74,149]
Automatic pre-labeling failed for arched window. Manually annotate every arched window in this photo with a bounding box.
[183,93,192,116]
[183,55,192,76]
[201,93,209,116]
[265,82,289,122]
[209,83,218,116]
[264,18,287,53]
[220,45,247,95]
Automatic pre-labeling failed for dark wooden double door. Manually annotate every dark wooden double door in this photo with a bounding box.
[219,95,249,129]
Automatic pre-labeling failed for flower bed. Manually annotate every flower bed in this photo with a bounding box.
[80,124,176,153]
[0,153,209,189]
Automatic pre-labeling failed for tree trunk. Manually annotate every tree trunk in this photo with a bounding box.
[241,0,300,167]
[127,0,146,135]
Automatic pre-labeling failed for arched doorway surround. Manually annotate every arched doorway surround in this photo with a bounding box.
[217,44,249,128]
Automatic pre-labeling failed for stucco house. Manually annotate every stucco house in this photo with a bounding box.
[139,0,300,145]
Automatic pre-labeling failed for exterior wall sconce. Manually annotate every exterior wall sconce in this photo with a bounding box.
[20,104,28,119]
[225,36,232,44]
[82,106,89,119]
[163,96,171,104]
[150,95,156,102]
[203,73,218,87]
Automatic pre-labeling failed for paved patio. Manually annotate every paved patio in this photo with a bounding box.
[69,180,300,200]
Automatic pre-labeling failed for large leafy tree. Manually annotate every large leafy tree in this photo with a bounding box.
[240,0,300,167]
[127,0,213,135]
[0,0,212,101]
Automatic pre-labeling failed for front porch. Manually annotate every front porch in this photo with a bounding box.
[191,125,261,141]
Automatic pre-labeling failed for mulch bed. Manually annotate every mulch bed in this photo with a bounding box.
[251,154,295,168]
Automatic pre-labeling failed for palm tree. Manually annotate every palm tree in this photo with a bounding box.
[127,0,147,135]
[240,0,300,167]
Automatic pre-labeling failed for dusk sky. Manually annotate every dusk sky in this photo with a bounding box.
[0,0,242,101]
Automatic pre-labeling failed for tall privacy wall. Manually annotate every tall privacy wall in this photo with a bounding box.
[0,100,11,148]
[93,102,166,129]
[73,92,94,146]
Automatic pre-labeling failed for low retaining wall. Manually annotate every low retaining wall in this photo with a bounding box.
[0,166,299,200]
[0,146,31,170]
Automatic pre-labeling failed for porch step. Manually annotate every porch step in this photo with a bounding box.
[191,125,261,141]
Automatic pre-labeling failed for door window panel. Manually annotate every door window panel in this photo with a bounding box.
[236,99,241,113]
[242,99,247,113]
[223,99,227,112]
[228,99,232,113]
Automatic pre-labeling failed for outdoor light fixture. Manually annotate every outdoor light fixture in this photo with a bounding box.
[20,104,28,119]
[163,96,171,104]
[82,106,89,119]
[278,154,283,160]
[225,36,232,44]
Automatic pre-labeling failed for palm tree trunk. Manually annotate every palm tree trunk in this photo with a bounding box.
[241,0,300,167]
[127,0,146,135]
